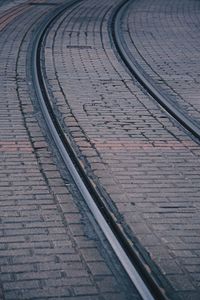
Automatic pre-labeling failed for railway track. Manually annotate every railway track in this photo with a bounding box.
[0,2,31,31]
[0,0,196,298]
[29,1,173,300]
[0,1,143,298]
[111,0,200,142]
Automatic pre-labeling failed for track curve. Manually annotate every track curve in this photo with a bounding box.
[30,1,169,300]
[111,0,200,141]
[25,0,200,299]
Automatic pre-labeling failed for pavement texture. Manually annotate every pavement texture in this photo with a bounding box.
[42,0,200,299]
[123,0,200,128]
[0,1,141,299]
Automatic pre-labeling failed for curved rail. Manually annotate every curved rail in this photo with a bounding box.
[0,2,31,31]
[111,0,200,141]
[30,1,170,300]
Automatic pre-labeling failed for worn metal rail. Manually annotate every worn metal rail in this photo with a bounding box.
[30,1,170,300]
[111,0,200,141]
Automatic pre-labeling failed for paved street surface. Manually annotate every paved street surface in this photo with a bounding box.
[0,1,141,299]
[0,0,200,299]
[123,0,200,128]
[43,0,200,299]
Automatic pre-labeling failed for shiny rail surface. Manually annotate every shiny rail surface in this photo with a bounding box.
[111,0,200,141]
[29,0,170,300]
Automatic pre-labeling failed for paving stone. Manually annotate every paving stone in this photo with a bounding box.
[42,0,200,298]
[2,0,200,299]
[125,0,200,129]
[0,1,140,299]
[166,274,195,291]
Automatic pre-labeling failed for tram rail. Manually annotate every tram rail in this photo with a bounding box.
[111,0,200,141]
[30,0,171,299]
[0,2,31,31]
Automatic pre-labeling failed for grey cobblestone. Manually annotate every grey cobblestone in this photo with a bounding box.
[0,0,140,299]
[124,0,200,128]
[42,0,200,298]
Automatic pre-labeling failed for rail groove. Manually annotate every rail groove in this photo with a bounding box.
[111,0,200,141]
[0,3,31,31]
[30,1,170,300]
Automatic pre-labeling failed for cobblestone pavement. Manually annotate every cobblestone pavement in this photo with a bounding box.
[42,0,200,299]
[0,1,141,299]
[123,0,200,128]
[0,0,30,10]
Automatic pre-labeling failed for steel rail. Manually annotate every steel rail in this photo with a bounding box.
[30,1,169,300]
[112,0,200,141]
[0,3,30,30]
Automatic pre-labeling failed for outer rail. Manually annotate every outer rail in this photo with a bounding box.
[30,1,169,300]
[0,3,31,31]
[111,0,200,141]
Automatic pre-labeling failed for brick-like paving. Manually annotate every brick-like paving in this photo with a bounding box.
[0,1,141,299]
[1,0,200,299]
[42,0,200,299]
[123,0,200,127]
